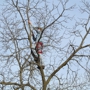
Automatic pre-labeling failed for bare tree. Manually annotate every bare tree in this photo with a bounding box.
[0,0,90,90]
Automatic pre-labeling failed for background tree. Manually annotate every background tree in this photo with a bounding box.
[0,0,90,90]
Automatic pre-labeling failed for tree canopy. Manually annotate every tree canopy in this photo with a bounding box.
[0,0,90,90]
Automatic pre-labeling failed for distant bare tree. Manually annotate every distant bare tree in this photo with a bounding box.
[0,0,90,90]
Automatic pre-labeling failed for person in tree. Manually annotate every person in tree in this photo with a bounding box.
[28,21,43,52]
[28,20,44,69]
